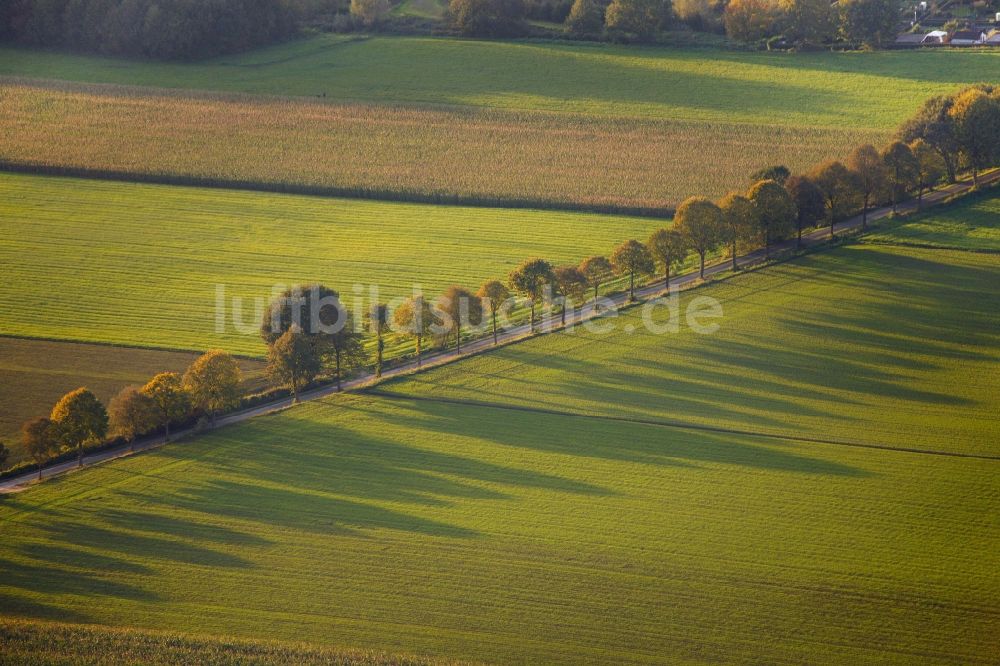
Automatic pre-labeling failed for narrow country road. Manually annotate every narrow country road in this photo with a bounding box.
[2,171,996,493]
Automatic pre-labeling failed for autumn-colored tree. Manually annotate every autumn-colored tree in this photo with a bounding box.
[909,139,946,208]
[747,179,796,258]
[808,160,860,238]
[22,417,57,480]
[508,258,555,332]
[611,239,655,301]
[553,265,589,325]
[847,144,888,228]
[674,196,722,279]
[367,304,391,378]
[108,385,158,452]
[0,441,8,471]
[646,228,688,288]
[750,165,791,186]
[717,192,758,270]
[267,325,322,403]
[723,0,777,42]
[477,280,510,345]
[450,0,526,36]
[897,94,960,183]
[394,295,435,366]
[350,0,390,25]
[880,141,919,213]
[785,175,826,248]
[565,0,605,33]
[141,372,190,442]
[437,285,484,352]
[780,0,834,45]
[579,255,613,304]
[839,0,898,48]
[51,387,108,468]
[182,350,242,423]
[949,86,1000,187]
[605,0,664,39]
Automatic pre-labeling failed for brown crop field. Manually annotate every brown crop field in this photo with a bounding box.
[0,79,884,212]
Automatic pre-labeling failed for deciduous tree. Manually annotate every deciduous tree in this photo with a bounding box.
[674,196,722,279]
[565,0,605,33]
[605,0,664,39]
[785,175,826,247]
[267,325,321,402]
[450,0,527,36]
[579,255,613,304]
[108,385,157,452]
[367,304,391,377]
[949,86,1000,187]
[723,0,777,42]
[780,0,834,45]
[394,295,434,366]
[437,286,484,352]
[141,372,190,442]
[351,0,391,25]
[553,265,589,324]
[508,258,555,332]
[22,417,57,480]
[51,387,108,468]
[611,239,655,301]
[847,144,888,228]
[182,350,242,423]
[717,192,758,270]
[839,0,899,48]
[897,94,960,183]
[808,159,859,238]
[880,141,918,213]
[909,139,946,208]
[747,179,796,257]
[646,228,688,288]
[477,280,510,345]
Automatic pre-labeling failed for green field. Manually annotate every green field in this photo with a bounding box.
[2,220,997,662]
[3,36,998,128]
[0,172,660,356]
[865,193,1000,251]
[2,36,998,208]
[0,337,266,466]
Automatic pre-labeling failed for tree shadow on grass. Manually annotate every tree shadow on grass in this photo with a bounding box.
[346,397,869,478]
[0,554,159,603]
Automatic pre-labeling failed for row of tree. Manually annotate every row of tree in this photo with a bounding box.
[18,350,242,478]
[238,93,1000,406]
[724,0,903,48]
[0,0,298,59]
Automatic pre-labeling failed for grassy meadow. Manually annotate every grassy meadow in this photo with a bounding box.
[1,221,998,663]
[0,172,661,356]
[3,37,999,208]
[865,192,1000,251]
[0,338,266,466]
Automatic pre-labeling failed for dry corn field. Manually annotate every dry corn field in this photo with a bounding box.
[0,79,885,212]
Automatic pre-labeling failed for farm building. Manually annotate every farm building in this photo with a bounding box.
[949,29,983,45]
[923,30,949,43]
[983,30,1000,44]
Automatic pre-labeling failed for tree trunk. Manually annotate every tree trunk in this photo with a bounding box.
[492,311,498,345]
[663,265,670,289]
[797,218,803,249]
[130,436,135,453]
[593,284,599,303]
[765,229,771,260]
[917,185,924,210]
[78,444,83,468]
[629,272,635,301]
[292,381,299,404]
[456,323,461,353]
[862,195,869,229]
[529,302,535,332]
[37,463,42,480]
[416,335,422,367]
[972,166,979,188]
[335,349,342,391]
[732,241,738,270]
[699,251,705,279]
[165,421,171,443]
[830,213,835,239]
[375,334,383,378]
